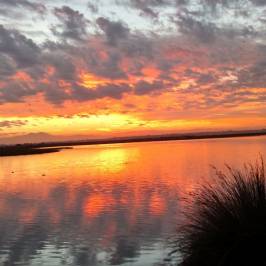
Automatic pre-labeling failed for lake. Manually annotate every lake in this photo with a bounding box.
[0,136,266,266]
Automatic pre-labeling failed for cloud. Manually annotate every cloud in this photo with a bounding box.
[87,1,99,13]
[42,52,76,81]
[119,0,173,18]
[52,6,89,41]
[96,17,130,46]
[252,0,266,5]
[0,25,40,68]
[176,15,216,43]
[0,54,16,78]
[134,80,166,95]
[0,1,265,119]
[0,79,37,104]
[0,120,28,129]
[0,0,46,14]
[84,47,128,79]
[71,83,131,102]
[237,60,266,88]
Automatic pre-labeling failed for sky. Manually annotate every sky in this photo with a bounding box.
[0,0,266,142]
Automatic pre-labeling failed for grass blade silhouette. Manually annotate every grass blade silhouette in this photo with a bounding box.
[177,158,266,266]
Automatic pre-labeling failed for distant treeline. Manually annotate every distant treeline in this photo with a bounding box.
[0,146,69,157]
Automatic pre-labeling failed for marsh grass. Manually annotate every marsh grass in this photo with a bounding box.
[177,158,266,266]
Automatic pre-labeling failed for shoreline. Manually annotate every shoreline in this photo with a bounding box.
[0,147,71,157]
[1,130,266,157]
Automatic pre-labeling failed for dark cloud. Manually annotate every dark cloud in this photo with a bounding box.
[249,0,266,6]
[0,0,46,14]
[237,60,266,88]
[0,25,40,68]
[72,83,131,102]
[42,53,76,81]
[173,4,257,45]
[186,71,218,85]
[0,80,38,104]
[85,49,128,79]
[123,33,155,58]
[174,0,259,11]
[96,17,130,46]
[42,81,70,105]
[134,80,166,95]
[176,15,216,43]
[87,1,99,13]
[0,54,16,78]
[0,120,28,129]
[96,83,131,99]
[0,22,131,105]
[121,0,173,18]
[53,6,89,41]
[129,0,158,17]
[0,1,265,112]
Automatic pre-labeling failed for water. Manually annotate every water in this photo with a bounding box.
[0,136,266,266]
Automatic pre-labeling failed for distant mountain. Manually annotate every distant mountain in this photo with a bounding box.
[0,132,90,145]
[0,133,58,145]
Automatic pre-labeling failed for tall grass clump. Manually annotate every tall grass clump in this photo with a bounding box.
[177,158,266,266]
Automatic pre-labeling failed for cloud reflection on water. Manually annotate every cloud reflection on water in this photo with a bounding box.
[0,143,182,265]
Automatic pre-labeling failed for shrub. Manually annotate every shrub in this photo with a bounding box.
[177,158,266,266]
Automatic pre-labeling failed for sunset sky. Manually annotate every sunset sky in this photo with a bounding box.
[0,0,266,142]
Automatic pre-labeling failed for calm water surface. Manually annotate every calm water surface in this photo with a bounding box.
[0,136,266,266]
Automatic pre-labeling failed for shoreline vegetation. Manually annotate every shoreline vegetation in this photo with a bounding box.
[0,146,71,157]
[1,129,266,157]
[176,158,266,266]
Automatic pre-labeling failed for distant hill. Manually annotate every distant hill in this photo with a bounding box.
[0,133,58,145]
[0,132,91,145]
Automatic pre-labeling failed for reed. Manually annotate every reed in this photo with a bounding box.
[177,158,266,266]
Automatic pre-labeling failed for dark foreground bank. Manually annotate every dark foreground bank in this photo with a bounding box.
[0,146,71,157]
[176,159,266,266]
